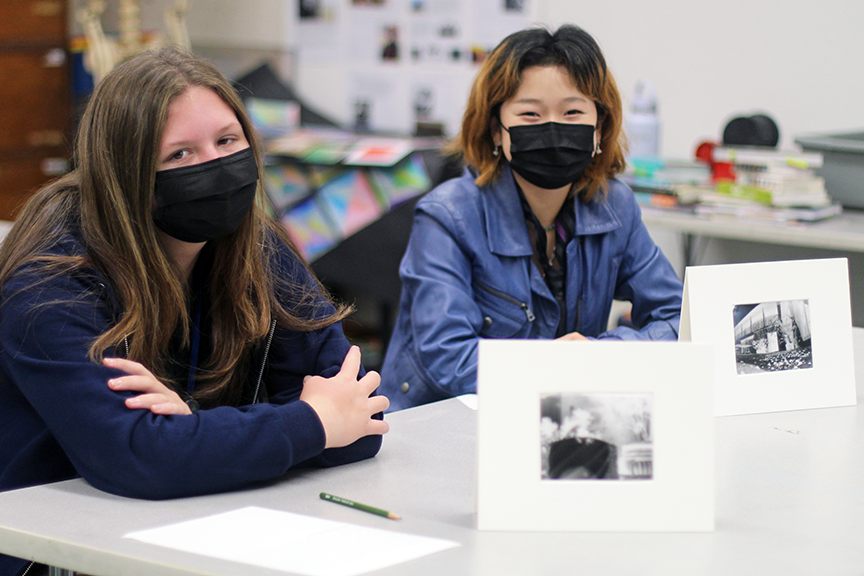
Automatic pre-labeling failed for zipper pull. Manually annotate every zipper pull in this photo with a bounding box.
[521,303,536,322]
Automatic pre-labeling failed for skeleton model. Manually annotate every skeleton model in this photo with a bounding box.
[77,0,192,82]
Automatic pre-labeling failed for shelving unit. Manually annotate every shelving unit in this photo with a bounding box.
[0,0,71,220]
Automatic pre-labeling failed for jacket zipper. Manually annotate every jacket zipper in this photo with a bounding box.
[476,280,535,322]
[252,319,277,404]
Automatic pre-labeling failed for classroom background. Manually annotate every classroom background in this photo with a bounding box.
[7,0,864,347]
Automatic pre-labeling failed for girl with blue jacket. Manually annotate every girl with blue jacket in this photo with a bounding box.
[380,25,683,411]
[0,47,388,576]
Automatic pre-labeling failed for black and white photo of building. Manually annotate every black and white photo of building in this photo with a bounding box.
[733,300,813,375]
[540,393,653,481]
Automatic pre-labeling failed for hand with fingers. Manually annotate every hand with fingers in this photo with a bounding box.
[556,331,588,341]
[104,357,193,415]
[300,345,390,448]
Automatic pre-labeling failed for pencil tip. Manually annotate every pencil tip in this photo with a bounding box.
[389,513,401,520]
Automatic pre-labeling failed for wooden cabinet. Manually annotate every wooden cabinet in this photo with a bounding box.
[0,0,70,221]
[3,1,66,43]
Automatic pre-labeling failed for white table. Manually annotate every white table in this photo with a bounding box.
[1,330,864,576]
[641,206,864,254]
[641,206,864,327]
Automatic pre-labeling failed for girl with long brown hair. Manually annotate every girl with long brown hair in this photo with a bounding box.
[380,25,683,411]
[0,46,388,576]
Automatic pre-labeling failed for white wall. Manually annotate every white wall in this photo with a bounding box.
[186,0,288,50]
[540,0,864,157]
[185,0,864,156]
[535,0,864,325]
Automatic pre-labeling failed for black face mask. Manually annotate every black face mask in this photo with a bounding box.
[503,122,596,190]
[153,147,258,243]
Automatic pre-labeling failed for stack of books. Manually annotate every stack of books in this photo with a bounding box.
[620,159,713,208]
[691,193,842,223]
[623,149,843,224]
[695,147,841,223]
[711,147,830,206]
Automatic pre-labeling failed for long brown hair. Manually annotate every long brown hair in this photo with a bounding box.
[0,46,349,406]
[452,25,627,201]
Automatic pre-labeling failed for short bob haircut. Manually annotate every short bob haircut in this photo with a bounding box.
[454,25,626,202]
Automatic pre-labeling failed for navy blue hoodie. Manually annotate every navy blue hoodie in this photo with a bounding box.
[0,230,382,576]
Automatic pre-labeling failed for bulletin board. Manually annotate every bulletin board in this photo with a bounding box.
[286,0,535,136]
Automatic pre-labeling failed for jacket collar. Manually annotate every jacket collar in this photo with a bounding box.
[480,164,623,257]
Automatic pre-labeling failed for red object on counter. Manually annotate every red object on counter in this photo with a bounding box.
[694,140,735,182]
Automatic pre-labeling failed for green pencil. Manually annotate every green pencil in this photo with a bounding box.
[320,492,401,520]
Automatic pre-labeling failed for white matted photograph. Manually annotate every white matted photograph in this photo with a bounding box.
[540,393,653,480]
[733,300,812,375]
[680,258,856,416]
[477,340,714,532]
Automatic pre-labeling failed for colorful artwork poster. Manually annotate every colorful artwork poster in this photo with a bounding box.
[307,165,350,189]
[280,197,341,262]
[317,169,385,237]
[267,128,356,164]
[263,162,313,213]
[369,153,431,207]
[302,141,354,165]
[246,98,300,139]
[343,137,413,166]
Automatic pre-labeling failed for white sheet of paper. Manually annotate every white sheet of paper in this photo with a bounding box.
[125,506,459,576]
[456,393,478,410]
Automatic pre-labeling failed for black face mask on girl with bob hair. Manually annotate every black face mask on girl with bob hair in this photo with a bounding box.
[152,147,259,243]
[502,122,596,190]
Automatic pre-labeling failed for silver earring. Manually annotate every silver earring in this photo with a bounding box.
[595,143,602,155]
[492,144,500,157]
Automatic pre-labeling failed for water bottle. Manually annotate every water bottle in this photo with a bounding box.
[626,80,661,160]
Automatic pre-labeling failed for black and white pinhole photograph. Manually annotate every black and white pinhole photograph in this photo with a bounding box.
[540,393,653,481]
[733,300,812,375]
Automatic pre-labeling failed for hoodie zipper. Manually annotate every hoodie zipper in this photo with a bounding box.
[102,282,276,405]
[252,319,277,404]
[476,280,535,322]
[97,282,130,359]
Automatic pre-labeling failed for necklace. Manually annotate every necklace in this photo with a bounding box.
[543,223,556,231]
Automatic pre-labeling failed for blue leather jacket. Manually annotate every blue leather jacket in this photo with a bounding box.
[380,165,683,411]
